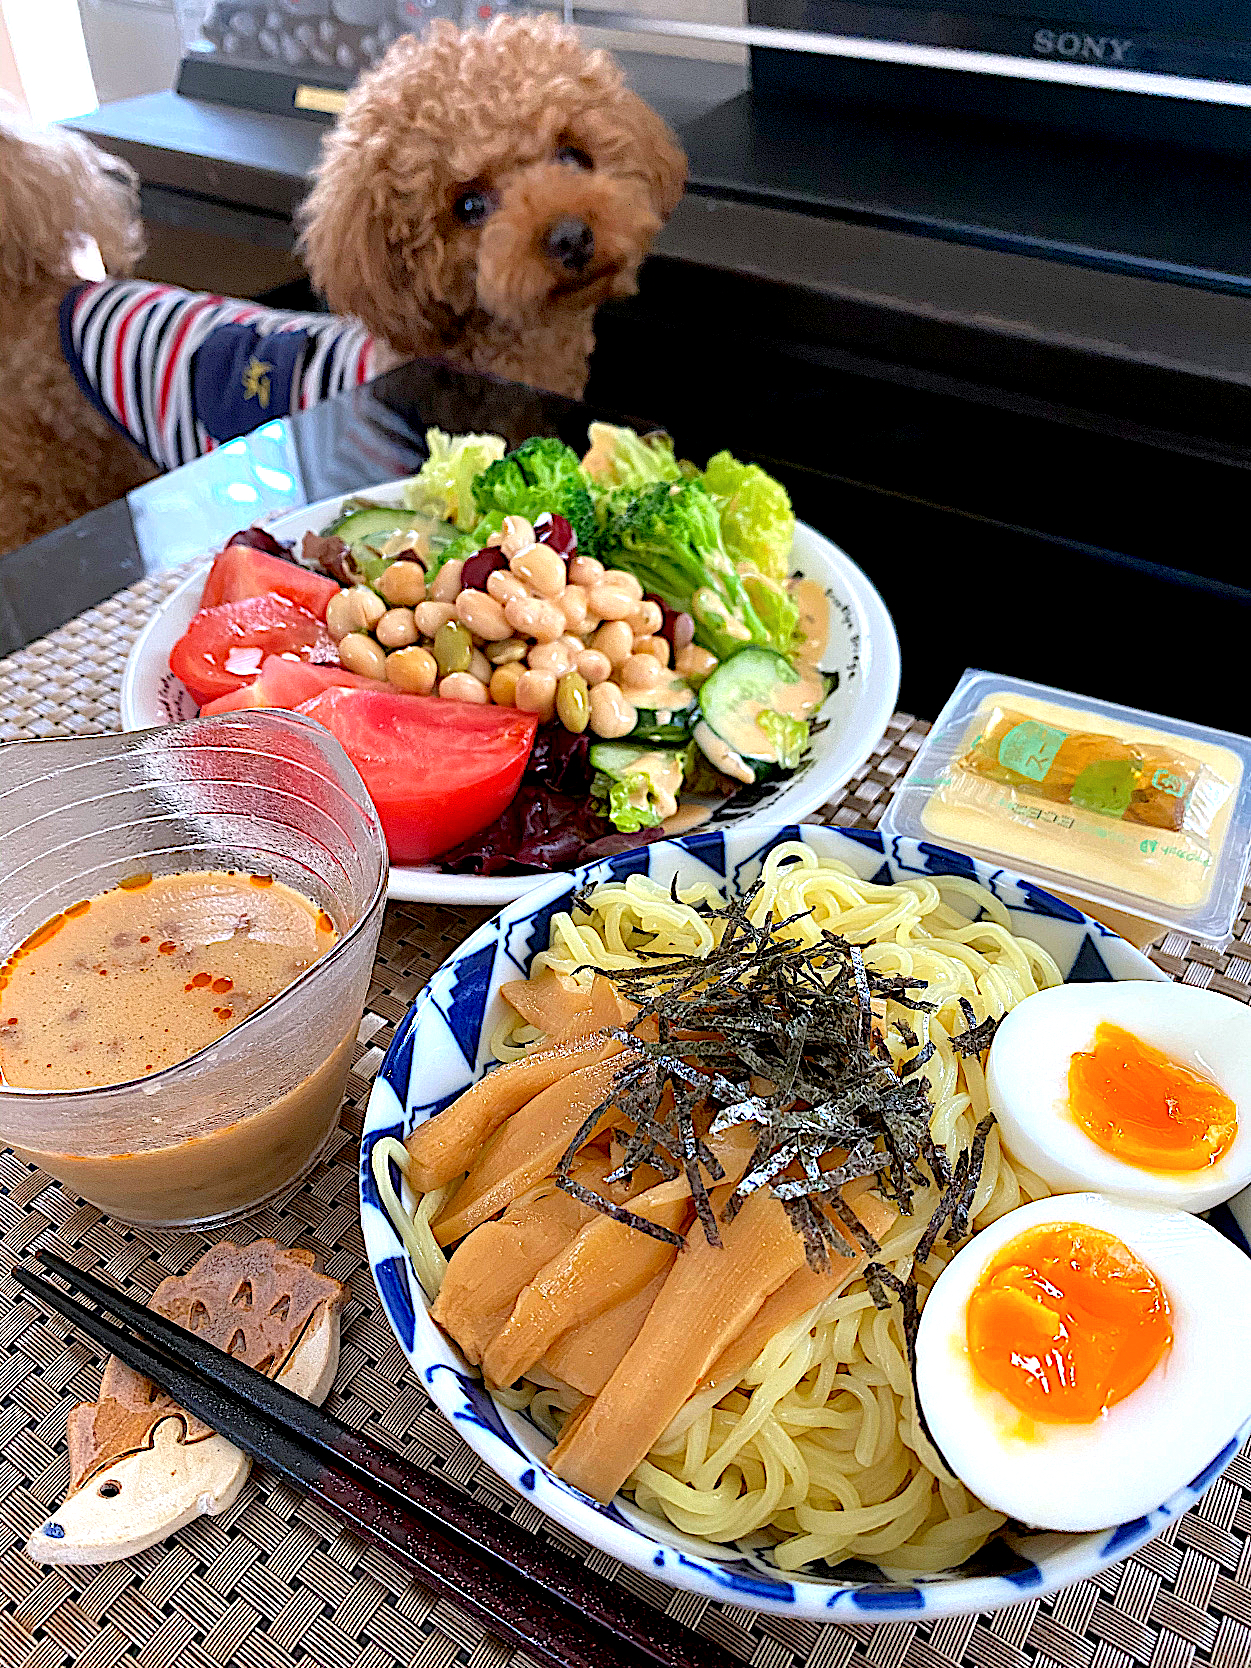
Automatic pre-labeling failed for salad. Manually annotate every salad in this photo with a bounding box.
[166,426,830,874]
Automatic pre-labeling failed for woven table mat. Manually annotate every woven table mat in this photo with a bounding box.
[2,574,1251,1668]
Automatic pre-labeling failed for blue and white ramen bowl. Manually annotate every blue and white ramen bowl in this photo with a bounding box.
[359,824,1251,1621]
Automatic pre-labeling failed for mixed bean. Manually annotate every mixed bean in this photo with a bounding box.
[323,513,720,737]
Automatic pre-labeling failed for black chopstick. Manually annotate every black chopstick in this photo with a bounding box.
[15,1253,738,1668]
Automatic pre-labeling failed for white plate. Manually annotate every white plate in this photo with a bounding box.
[121,482,901,905]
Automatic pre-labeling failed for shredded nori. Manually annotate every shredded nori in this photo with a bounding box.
[552,870,1003,1330]
[950,995,1001,1058]
[554,876,942,1271]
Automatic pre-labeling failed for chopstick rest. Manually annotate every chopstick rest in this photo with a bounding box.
[26,1240,345,1565]
[16,1249,738,1668]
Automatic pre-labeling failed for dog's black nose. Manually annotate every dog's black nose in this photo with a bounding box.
[543,217,595,272]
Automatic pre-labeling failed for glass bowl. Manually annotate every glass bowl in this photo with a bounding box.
[0,711,388,1227]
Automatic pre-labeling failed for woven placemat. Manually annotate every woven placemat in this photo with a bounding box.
[3,576,1251,1668]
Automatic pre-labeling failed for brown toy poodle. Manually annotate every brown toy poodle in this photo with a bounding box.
[0,109,156,558]
[300,16,688,399]
[0,19,684,557]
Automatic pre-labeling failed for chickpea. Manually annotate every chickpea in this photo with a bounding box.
[601,569,643,601]
[439,671,489,704]
[469,648,493,684]
[500,515,537,558]
[591,620,634,668]
[386,645,438,694]
[455,588,512,641]
[560,632,586,654]
[568,555,605,586]
[510,543,566,600]
[375,560,426,607]
[375,606,419,649]
[588,582,635,621]
[589,681,637,739]
[489,662,524,706]
[528,639,577,677]
[414,600,456,638]
[429,558,464,603]
[557,585,589,633]
[325,584,386,642]
[556,672,590,733]
[337,632,388,680]
[515,669,558,722]
[633,634,670,666]
[627,599,664,638]
[433,619,473,675]
[675,644,719,682]
[485,635,527,666]
[621,653,662,692]
[485,528,505,548]
[576,648,612,686]
[504,596,564,644]
[487,569,528,605]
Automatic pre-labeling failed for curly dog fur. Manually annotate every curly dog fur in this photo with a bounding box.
[300,16,686,399]
[0,20,683,556]
[0,107,157,558]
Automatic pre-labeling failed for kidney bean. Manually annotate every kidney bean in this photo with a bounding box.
[533,511,576,554]
[460,547,508,592]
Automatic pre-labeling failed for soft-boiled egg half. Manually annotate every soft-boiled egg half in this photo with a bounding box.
[986,981,1251,1211]
[915,1193,1251,1531]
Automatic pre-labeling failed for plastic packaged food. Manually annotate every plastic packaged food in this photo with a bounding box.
[881,671,1251,945]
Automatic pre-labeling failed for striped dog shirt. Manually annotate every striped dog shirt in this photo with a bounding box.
[60,279,381,472]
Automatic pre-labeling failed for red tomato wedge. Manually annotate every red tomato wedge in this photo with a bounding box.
[170,595,337,707]
[295,686,537,864]
[199,655,381,715]
[200,544,340,620]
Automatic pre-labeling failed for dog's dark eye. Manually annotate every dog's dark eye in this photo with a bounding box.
[555,145,593,171]
[453,188,497,227]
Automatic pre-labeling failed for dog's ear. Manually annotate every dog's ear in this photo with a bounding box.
[616,92,688,223]
[0,107,143,290]
[298,154,413,342]
[297,41,447,346]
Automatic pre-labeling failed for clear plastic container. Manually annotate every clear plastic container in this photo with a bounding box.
[0,712,388,1226]
[881,671,1251,946]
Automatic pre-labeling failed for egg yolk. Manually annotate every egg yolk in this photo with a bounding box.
[966,1222,1172,1423]
[1068,1022,1237,1172]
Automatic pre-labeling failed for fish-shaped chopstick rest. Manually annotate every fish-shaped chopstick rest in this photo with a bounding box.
[27,1239,346,1565]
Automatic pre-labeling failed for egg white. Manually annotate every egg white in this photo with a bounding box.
[987,981,1251,1211]
[914,1193,1251,1532]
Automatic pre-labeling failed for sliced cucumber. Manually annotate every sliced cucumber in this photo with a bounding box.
[696,646,826,782]
[629,704,694,747]
[323,504,421,543]
[590,742,683,774]
[590,744,687,833]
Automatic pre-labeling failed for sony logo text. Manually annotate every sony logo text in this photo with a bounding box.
[1032,30,1133,62]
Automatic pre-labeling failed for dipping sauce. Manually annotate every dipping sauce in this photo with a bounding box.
[0,871,337,1090]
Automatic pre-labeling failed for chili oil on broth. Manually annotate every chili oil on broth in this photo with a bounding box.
[387,843,1065,1579]
[0,870,350,1225]
[0,870,337,1089]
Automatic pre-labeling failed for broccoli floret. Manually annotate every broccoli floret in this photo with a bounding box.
[471,436,597,556]
[603,479,790,662]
